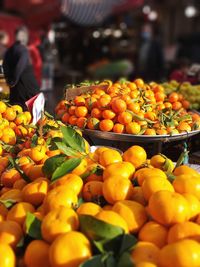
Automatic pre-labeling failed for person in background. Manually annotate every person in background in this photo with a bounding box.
[137,23,164,82]
[28,35,42,87]
[0,31,9,61]
[3,26,40,109]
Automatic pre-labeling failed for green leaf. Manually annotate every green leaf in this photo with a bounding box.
[104,254,116,267]
[119,234,137,255]
[8,157,31,183]
[0,199,17,208]
[25,212,42,239]
[42,154,66,178]
[117,252,133,267]
[17,236,24,248]
[79,255,104,267]
[31,134,38,147]
[51,157,81,182]
[44,111,54,119]
[79,215,124,241]
[61,126,86,153]
[54,142,79,157]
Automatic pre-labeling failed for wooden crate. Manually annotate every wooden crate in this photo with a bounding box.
[65,84,108,101]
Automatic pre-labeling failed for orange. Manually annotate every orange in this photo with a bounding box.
[82,181,103,202]
[85,97,97,110]
[134,78,144,88]
[150,154,166,169]
[155,92,166,102]
[103,161,135,180]
[7,202,35,226]
[68,106,76,115]
[72,158,88,176]
[13,179,27,190]
[173,165,199,177]
[167,221,200,244]
[111,99,127,113]
[96,210,129,233]
[0,101,7,113]
[134,262,157,267]
[22,178,49,206]
[127,102,140,114]
[41,206,79,243]
[133,167,167,186]
[43,186,78,214]
[3,107,16,121]
[138,221,168,248]
[183,193,200,220]
[177,121,191,132]
[0,203,8,221]
[14,113,27,125]
[29,145,46,163]
[76,117,87,128]
[113,123,125,133]
[51,173,83,195]
[182,100,190,109]
[141,176,174,201]
[158,239,200,267]
[148,191,189,226]
[99,119,114,132]
[118,111,132,125]
[102,109,115,120]
[144,129,156,135]
[77,202,102,216]
[172,101,182,111]
[102,176,133,204]
[1,127,16,145]
[112,200,147,233]
[61,112,70,124]
[125,122,141,135]
[1,169,22,188]
[74,106,88,118]
[68,115,78,126]
[168,92,179,103]
[131,186,147,206]
[131,241,160,265]
[1,189,22,203]
[24,240,51,267]
[24,111,32,124]
[173,175,200,200]
[91,108,102,119]
[0,243,15,267]
[96,96,111,109]
[123,145,147,169]
[87,117,100,130]
[49,231,92,267]
[0,220,23,248]
[24,164,44,181]
[74,96,86,106]
[98,148,122,167]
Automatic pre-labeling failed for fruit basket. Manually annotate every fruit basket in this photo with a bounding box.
[84,128,200,143]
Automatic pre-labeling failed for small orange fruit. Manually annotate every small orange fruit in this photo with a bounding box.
[123,145,147,169]
[96,210,129,233]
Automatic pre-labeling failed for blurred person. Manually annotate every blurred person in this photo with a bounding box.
[28,35,42,86]
[3,26,40,109]
[137,23,164,82]
[0,31,9,61]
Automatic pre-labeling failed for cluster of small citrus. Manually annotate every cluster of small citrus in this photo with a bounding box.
[0,113,199,267]
[56,79,200,135]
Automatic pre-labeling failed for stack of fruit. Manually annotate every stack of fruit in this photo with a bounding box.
[56,79,200,135]
[162,80,200,110]
[0,106,199,267]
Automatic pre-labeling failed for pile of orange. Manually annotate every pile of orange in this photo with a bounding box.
[0,104,199,267]
[55,79,200,135]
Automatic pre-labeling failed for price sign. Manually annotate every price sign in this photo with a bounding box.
[25,93,45,125]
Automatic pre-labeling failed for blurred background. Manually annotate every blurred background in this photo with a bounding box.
[0,0,200,113]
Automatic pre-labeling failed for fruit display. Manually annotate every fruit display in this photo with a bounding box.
[162,80,200,110]
[0,100,199,267]
[55,79,200,136]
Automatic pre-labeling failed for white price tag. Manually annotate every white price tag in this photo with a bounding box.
[25,93,45,125]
